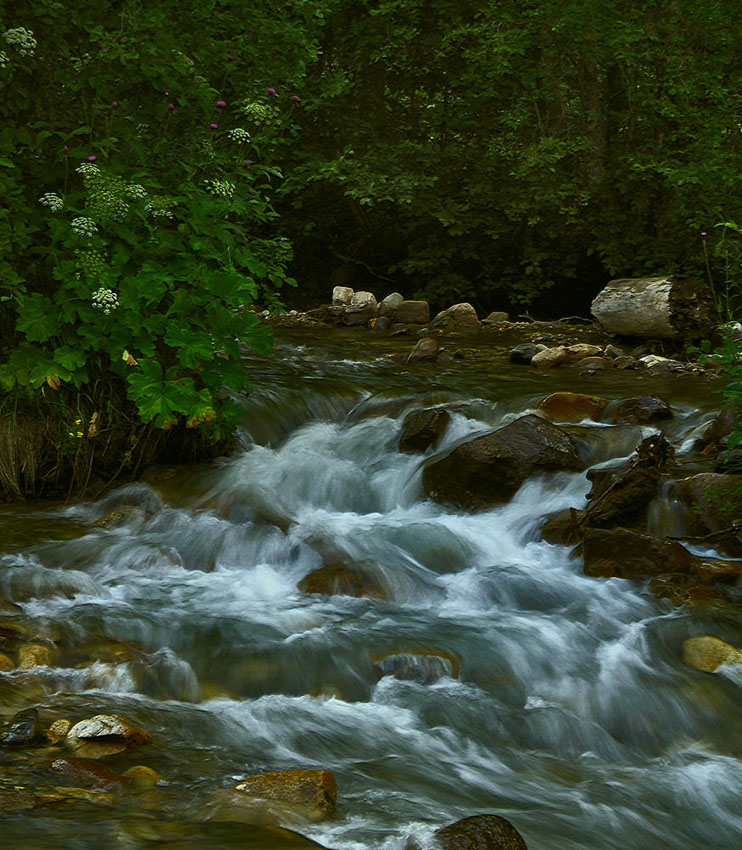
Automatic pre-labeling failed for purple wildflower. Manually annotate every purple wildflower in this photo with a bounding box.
[701,231,707,237]
[216,100,226,108]
[63,145,69,153]
[267,87,276,96]
[243,160,251,168]
[88,155,97,162]
[210,123,218,129]
[292,95,299,103]
[112,101,119,108]
[168,103,175,110]
[227,54,235,61]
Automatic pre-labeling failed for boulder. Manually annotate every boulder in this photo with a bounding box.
[374,316,392,331]
[531,347,567,368]
[67,714,152,758]
[234,769,337,822]
[378,292,404,317]
[509,344,545,365]
[537,392,608,423]
[331,286,353,306]
[297,563,386,600]
[582,528,693,579]
[483,311,510,324]
[372,652,457,684]
[682,636,742,673]
[343,291,377,326]
[673,473,742,555]
[433,814,528,850]
[591,275,715,338]
[395,300,430,324]
[1,708,41,747]
[399,408,451,453]
[406,337,439,364]
[50,756,126,789]
[603,396,673,425]
[541,508,582,545]
[0,652,15,672]
[423,414,583,510]
[122,765,161,788]
[431,303,480,333]
[696,560,742,582]
[639,354,686,375]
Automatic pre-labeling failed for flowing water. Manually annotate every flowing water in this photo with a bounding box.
[2,330,742,849]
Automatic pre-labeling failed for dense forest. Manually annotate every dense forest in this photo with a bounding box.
[2,0,741,491]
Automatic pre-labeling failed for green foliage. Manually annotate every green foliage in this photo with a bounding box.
[0,0,317,441]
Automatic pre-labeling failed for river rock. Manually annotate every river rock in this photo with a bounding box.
[603,396,673,425]
[50,756,126,789]
[399,408,451,453]
[1,708,41,746]
[0,652,15,671]
[67,714,152,758]
[407,337,439,363]
[431,303,480,333]
[234,769,337,822]
[432,814,529,850]
[699,409,736,451]
[342,291,377,326]
[483,311,509,324]
[575,356,612,371]
[122,765,161,788]
[682,636,742,673]
[591,275,715,338]
[298,563,386,599]
[509,344,545,365]
[639,354,687,375]
[531,346,567,368]
[332,286,353,306]
[582,528,693,578]
[696,560,742,582]
[47,719,71,745]
[18,643,53,669]
[565,343,603,361]
[372,652,457,684]
[395,300,430,324]
[375,316,392,331]
[423,414,583,510]
[379,292,404,316]
[673,473,742,555]
[541,508,582,545]
[537,392,608,423]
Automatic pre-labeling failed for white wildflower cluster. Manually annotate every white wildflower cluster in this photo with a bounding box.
[0,51,8,68]
[39,192,64,212]
[206,179,235,198]
[92,287,119,315]
[75,162,101,177]
[145,197,175,219]
[125,184,148,200]
[71,217,98,238]
[238,101,274,123]
[3,27,37,57]
[227,128,251,143]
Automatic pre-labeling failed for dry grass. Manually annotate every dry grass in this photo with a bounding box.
[0,414,57,499]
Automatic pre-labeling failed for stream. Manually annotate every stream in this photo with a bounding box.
[1,329,742,849]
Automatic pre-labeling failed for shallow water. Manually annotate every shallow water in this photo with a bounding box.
[1,331,741,849]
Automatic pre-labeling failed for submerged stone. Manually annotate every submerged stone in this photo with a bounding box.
[234,769,337,822]
[399,408,451,453]
[682,636,742,673]
[1,707,41,747]
[67,714,152,758]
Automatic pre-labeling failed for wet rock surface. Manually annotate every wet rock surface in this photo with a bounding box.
[399,408,451,453]
[582,528,693,579]
[66,714,152,758]
[423,414,583,509]
[603,395,673,425]
[234,769,338,822]
[430,814,529,850]
[297,563,387,599]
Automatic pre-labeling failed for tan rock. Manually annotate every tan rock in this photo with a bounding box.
[530,346,566,368]
[696,560,742,582]
[298,563,386,600]
[406,337,439,363]
[234,769,337,822]
[122,765,161,789]
[47,786,115,806]
[395,300,430,324]
[47,719,72,745]
[682,636,742,673]
[67,714,152,758]
[431,303,480,333]
[565,343,602,361]
[537,392,609,423]
[0,788,37,812]
[18,643,53,670]
[0,652,15,671]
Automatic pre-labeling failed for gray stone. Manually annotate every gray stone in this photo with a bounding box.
[509,343,541,365]
[483,311,510,324]
[431,302,480,332]
[399,408,451,453]
[395,300,430,324]
[531,346,567,368]
[343,291,377,326]
[406,337,439,363]
[332,286,354,306]
[378,292,404,317]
